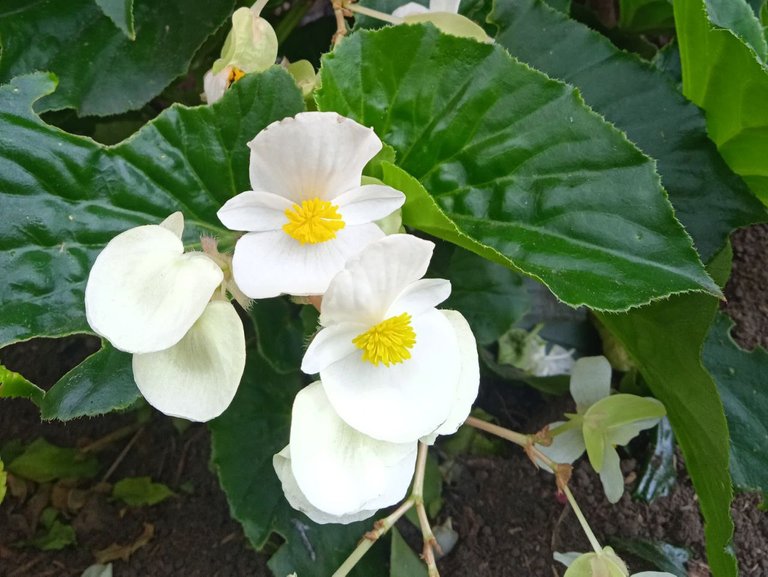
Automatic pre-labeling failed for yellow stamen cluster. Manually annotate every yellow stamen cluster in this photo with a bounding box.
[227,67,246,87]
[283,198,346,244]
[353,313,416,367]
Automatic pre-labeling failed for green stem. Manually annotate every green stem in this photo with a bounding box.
[563,486,603,554]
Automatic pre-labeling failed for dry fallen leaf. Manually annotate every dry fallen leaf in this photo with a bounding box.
[93,522,154,564]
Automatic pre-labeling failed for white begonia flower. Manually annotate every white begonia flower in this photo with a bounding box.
[85,213,246,422]
[498,326,576,377]
[536,356,666,503]
[274,382,418,524]
[301,234,480,444]
[392,0,460,18]
[555,547,675,577]
[217,112,406,299]
[202,0,278,104]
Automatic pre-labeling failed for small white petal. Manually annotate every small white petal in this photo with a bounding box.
[301,322,367,375]
[217,190,294,232]
[203,69,229,104]
[85,224,223,353]
[321,235,435,326]
[421,310,479,443]
[231,224,384,298]
[290,383,417,517]
[132,301,245,422]
[429,0,460,12]
[386,278,451,318]
[334,185,405,225]
[535,421,586,472]
[322,309,461,443]
[160,212,184,238]
[273,447,378,525]
[392,2,430,17]
[632,573,678,577]
[248,112,382,203]
[599,447,625,504]
[570,356,612,413]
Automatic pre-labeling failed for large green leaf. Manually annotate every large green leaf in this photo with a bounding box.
[491,0,766,264]
[596,249,737,577]
[0,0,234,116]
[0,69,304,351]
[316,25,719,311]
[675,0,768,204]
[703,312,768,494]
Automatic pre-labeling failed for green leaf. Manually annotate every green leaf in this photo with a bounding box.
[596,294,737,576]
[27,508,77,551]
[40,344,139,421]
[112,476,175,507]
[428,242,530,346]
[317,25,719,311]
[703,313,768,494]
[7,438,99,483]
[390,528,428,577]
[94,0,135,39]
[675,0,768,204]
[704,0,768,59]
[491,0,767,264]
[584,394,666,431]
[0,363,44,404]
[0,0,234,115]
[618,0,675,33]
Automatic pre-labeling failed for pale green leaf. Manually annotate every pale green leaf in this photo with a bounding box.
[28,508,77,551]
[675,0,768,204]
[0,363,44,404]
[112,476,175,507]
[317,25,719,311]
[8,438,99,483]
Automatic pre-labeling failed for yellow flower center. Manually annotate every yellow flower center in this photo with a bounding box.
[283,198,346,244]
[227,67,246,87]
[352,313,416,367]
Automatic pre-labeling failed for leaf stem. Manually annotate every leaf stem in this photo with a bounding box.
[464,415,529,447]
[342,2,404,24]
[562,485,603,554]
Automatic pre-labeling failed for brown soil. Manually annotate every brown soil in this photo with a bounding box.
[1,225,767,577]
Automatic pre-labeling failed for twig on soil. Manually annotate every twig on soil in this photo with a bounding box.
[173,426,206,486]
[80,422,142,454]
[101,426,144,483]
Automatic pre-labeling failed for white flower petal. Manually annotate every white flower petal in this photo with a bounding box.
[392,2,430,17]
[386,278,452,318]
[302,322,367,375]
[322,309,461,443]
[599,447,625,504]
[85,223,223,353]
[553,552,583,568]
[160,211,184,238]
[320,234,435,326]
[334,185,405,225]
[430,0,460,12]
[273,447,378,525]
[231,224,384,298]
[421,310,479,443]
[290,383,417,517]
[535,421,586,472]
[217,190,294,232]
[248,112,382,203]
[132,301,245,422]
[632,573,678,577]
[203,69,229,104]
[570,356,612,413]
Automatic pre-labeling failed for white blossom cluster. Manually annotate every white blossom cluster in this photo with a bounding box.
[85,111,480,523]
